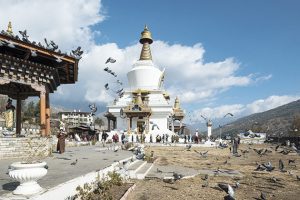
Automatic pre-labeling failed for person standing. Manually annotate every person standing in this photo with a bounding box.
[57,129,66,154]
[121,132,126,144]
[101,131,108,147]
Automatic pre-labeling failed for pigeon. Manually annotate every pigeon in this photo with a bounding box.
[288,159,296,165]
[262,162,275,172]
[70,159,78,165]
[117,80,123,85]
[260,192,267,200]
[157,168,163,173]
[105,57,116,64]
[116,88,124,94]
[224,160,228,164]
[104,67,109,71]
[275,145,280,151]
[255,164,266,171]
[44,38,51,49]
[218,183,234,198]
[104,83,109,90]
[194,150,208,157]
[173,172,183,181]
[44,165,49,169]
[279,159,286,172]
[185,144,192,151]
[234,181,240,189]
[240,149,249,154]
[114,146,119,152]
[296,175,300,181]
[31,50,37,57]
[50,40,58,51]
[201,174,209,181]
[71,46,83,59]
[19,30,29,42]
[53,55,63,63]
[88,103,97,115]
[111,71,117,77]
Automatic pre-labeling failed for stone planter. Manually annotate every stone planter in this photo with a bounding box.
[8,161,47,195]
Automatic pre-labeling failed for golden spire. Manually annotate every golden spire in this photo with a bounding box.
[139,25,153,60]
[174,96,180,109]
[6,21,13,35]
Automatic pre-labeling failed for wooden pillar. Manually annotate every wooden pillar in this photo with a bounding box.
[107,118,110,131]
[146,116,150,133]
[16,98,22,136]
[127,117,130,132]
[40,91,46,137]
[45,93,50,136]
[113,120,116,129]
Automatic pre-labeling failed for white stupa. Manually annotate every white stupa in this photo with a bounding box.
[105,26,184,142]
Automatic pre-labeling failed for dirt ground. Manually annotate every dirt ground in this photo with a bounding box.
[126,143,300,200]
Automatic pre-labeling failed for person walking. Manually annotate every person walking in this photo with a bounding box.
[57,129,66,154]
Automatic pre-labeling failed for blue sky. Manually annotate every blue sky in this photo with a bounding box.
[0,0,299,124]
[97,0,300,105]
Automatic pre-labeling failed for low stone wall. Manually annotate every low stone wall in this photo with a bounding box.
[0,137,52,160]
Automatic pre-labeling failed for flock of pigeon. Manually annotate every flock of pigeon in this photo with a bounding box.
[157,142,300,200]
[0,29,83,60]
[103,57,124,98]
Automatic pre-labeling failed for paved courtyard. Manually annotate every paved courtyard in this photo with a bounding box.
[0,144,133,196]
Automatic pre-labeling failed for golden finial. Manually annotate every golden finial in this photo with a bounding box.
[139,25,153,60]
[7,21,13,35]
[174,96,180,109]
[136,89,143,105]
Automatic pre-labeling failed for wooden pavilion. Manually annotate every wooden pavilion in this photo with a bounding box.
[0,22,82,137]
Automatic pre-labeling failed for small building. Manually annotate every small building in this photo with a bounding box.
[59,111,93,127]
[0,22,81,136]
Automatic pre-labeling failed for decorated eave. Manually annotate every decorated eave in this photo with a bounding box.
[0,24,83,94]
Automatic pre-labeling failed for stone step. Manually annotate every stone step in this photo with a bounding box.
[128,160,147,179]
[135,162,154,179]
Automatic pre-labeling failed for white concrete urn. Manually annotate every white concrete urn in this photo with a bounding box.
[8,161,47,195]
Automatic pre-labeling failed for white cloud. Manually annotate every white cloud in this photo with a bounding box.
[191,95,300,123]
[0,0,275,113]
[0,0,104,50]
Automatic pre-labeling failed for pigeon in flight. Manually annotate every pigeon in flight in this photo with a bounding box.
[105,57,116,64]
[224,113,234,117]
[117,80,123,85]
[104,67,109,71]
[89,103,97,115]
[104,83,109,90]
[111,71,117,77]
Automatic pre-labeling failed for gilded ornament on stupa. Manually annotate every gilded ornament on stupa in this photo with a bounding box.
[139,25,153,60]
[6,21,13,35]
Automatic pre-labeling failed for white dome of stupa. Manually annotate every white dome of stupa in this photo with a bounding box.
[127,26,163,91]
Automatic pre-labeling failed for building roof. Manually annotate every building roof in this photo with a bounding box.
[0,23,82,95]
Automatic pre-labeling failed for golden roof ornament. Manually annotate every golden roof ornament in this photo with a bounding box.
[6,21,13,35]
[139,25,153,60]
[136,90,143,105]
[174,96,180,109]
